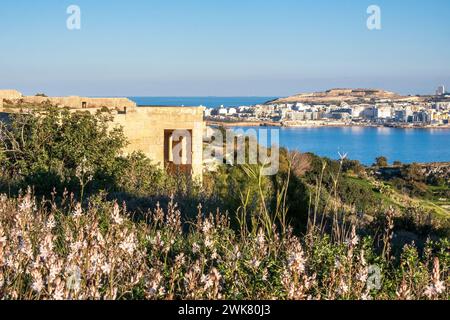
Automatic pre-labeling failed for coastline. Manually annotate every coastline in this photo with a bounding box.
[207,120,450,129]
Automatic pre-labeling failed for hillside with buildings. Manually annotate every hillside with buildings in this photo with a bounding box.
[268,88,420,105]
[206,87,450,128]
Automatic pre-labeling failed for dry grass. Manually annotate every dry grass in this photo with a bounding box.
[0,188,448,300]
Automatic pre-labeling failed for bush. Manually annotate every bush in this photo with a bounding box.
[0,106,126,198]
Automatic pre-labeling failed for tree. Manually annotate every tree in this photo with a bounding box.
[0,106,127,197]
[401,163,424,182]
[375,156,388,167]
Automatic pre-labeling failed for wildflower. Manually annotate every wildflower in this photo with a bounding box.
[0,229,7,245]
[424,257,445,299]
[69,240,83,254]
[31,279,44,294]
[250,258,261,269]
[112,202,123,225]
[334,259,342,269]
[119,233,136,255]
[101,262,111,275]
[204,236,213,249]
[72,203,83,217]
[31,272,44,293]
[233,245,241,260]
[202,219,213,234]
[146,270,164,299]
[49,262,62,283]
[201,274,213,290]
[287,239,306,274]
[337,279,349,296]
[18,193,34,212]
[202,267,222,298]
[150,231,164,249]
[360,290,372,300]
[262,268,268,281]
[175,253,185,266]
[396,279,411,300]
[52,278,65,300]
[256,228,267,254]
[192,242,200,254]
[39,234,54,261]
[66,266,82,293]
[348,225,359,247]
[357,268,368,284]
[46,215,56,229]
[210,249,219,260]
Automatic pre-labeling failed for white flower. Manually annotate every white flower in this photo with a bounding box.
[425,281,446,298]
[112,202,123,225]
[119,234,136,255]
[250,258,261,269]
[204,236,213,248]
[72,203,83,217]
[211,250,219,260]
[202,220,213,234]
[31,267,45,293]
[262,268,268,281]
[53,287,64,300]
[287,240,306,273]
[46,215,56,229]
[192,242,200,254]
[435,280,446,294]
[101,262,111,274]
[18,197,33,212]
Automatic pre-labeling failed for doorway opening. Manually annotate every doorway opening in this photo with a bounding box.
[164,129,193,175]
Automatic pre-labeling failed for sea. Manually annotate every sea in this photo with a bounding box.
[129,96,276,108]
[233,126,450,166]
[128,97,450,165]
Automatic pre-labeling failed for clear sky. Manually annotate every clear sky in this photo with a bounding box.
[0,0,449,96]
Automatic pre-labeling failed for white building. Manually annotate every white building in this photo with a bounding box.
[375,105,393,119]
[394,107,413,122]
[218,106,228,115]
[350,105,366,118]
[228,108,237,116]
[204,108,213,117]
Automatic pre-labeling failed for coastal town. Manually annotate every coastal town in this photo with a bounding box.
[205,87,450,128]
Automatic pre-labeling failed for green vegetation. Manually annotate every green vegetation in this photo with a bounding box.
[0,108,448,300]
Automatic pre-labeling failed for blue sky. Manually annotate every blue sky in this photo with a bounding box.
[0,0,449,96]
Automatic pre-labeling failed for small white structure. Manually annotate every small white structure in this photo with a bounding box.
[228,108,237,116]
[204,108,213,117]
[375,105,393,119]
[436,85,445,96]
[218,105,228,116]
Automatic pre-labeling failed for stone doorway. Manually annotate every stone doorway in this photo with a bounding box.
[164,129,193,175]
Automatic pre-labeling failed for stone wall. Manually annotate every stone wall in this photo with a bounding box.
[19,96,136,109]
[0,90,23,100]
[112,106,204,181]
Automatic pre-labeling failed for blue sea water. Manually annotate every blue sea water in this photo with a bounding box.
[129,96,276,108]
[232,126,450,165]
[127,97,449,165]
